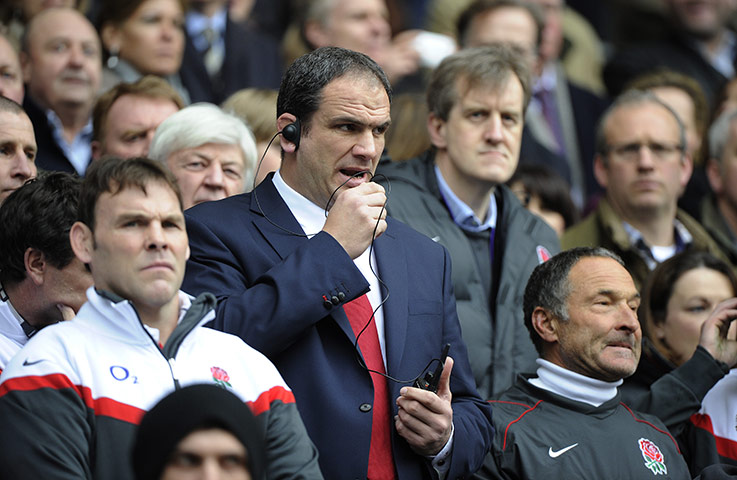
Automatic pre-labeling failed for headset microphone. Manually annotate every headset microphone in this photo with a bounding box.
[281,117,301,149]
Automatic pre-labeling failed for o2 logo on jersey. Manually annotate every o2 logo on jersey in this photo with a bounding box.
[110,365,138,384]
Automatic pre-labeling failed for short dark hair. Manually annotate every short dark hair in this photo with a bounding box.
[456,0,544,49]
[0,172,81,286]
[276,46,392,133]
[93,75,184,145]
[426,45,532,122]
[523,247,625,353]
[508,164,579,229]
[79,157,182,231]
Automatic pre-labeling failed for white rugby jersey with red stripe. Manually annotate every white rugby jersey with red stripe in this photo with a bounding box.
[0,287,322,480]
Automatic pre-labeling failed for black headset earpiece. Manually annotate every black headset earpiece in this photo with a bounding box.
[281,117,301,150]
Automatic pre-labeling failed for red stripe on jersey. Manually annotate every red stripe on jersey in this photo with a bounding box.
[247,385,295,415]
[501,400,543,451]
[691,413,737,461]
[621,402,681,454]
[0,374,146,424]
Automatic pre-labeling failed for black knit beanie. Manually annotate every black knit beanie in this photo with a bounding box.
[131,384,266,480]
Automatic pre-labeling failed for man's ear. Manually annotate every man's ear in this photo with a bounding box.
[427,113,447,150]
[90,141,102,161]
[70,221,94,265]
[23,248,46,286]
[20,51,32,84]
[593,154,609,190]
[277,113,299,153]
[706,157,724,194]
[531,306,560,344]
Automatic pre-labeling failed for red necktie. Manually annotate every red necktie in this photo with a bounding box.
[343,294,396,480]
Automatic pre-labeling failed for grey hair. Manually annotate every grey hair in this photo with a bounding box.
[595,89,687,164]
[148,103,258,192]
[708,108,737,163]
[523,247,625,354]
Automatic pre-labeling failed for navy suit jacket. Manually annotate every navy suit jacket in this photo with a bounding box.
[182,176,494,479]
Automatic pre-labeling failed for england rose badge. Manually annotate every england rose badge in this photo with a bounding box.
[638,438,667,475]
[211,366,232,389]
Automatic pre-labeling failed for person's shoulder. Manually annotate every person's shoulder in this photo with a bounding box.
[375,153,434,191]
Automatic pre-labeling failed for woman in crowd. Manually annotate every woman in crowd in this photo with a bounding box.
[98,0,189,102]
[623,250,737,475]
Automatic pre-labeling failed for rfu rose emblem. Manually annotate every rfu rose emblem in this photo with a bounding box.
[638,438,667,475]
[210,366,232,388]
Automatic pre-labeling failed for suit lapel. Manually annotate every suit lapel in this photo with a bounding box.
[249,176,359,342]
[249,175,309,260]
[374,224,409,375]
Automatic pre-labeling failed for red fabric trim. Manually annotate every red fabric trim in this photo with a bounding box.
[620,402,680,454]
[502,400,543,451]
[247,385,295,416]
[490,400,534,408]
[0,374,146,424]
[691,413,737,461]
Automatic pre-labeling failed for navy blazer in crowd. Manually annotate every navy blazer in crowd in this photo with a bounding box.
[182,174,494,480]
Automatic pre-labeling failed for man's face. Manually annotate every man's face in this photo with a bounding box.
[22,8,101,112]
[166,143,246,209]
[95,94,179,160]
[311,0,391,61]
[161,429,251,480]
[464,7,538,71]
[79,182,189,312]
[666,0,733,39]
[552,257,642,382]
[0,36,24,104]
[283,74,390,208]
[595,102,692,218]
[430,75,524,194]
[0,111,37,203]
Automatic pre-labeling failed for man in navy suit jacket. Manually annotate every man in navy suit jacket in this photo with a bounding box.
[183,46,493,479]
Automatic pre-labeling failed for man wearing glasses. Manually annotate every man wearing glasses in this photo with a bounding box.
[562,89,727,289]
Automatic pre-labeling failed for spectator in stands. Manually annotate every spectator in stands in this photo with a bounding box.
[507,163,578,237]
[221,88,280,185]
[377,45,560,398]
[149,103,257,209]
[98,0,189,103]
[0,171,91,372]
[626,69,711,217]
[562,90,727,290]
[91,76,183,162]
[291,0,427,89]
[703,108,737,265]
[0,96,36,204]
[20,7,101,175]
[457,0,607,208]
[477,247,692,479]
[132,384,266,480]
[0,157,322,479]
[0,32,24,104]
[179,0,283,104]
[624,250,737,474]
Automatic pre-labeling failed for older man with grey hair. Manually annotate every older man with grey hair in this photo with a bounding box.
[148,102,258,209]
[702,108,737,265]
